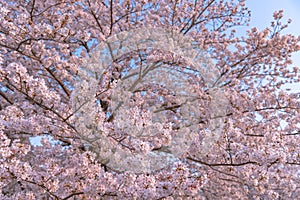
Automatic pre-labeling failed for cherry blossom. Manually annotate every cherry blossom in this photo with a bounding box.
[1,0,300,199]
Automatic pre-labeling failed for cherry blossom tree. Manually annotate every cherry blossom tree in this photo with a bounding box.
[1,0,300,199]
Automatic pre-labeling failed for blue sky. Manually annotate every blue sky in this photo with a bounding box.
[247,0,300,35]
[246,1,300,92]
